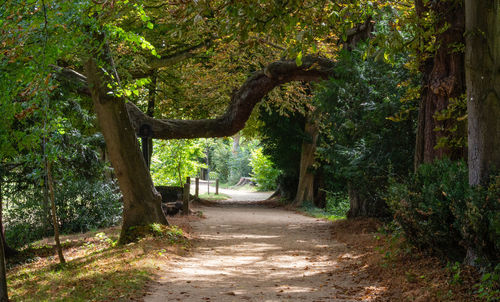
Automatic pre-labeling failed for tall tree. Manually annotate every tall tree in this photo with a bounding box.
[414,0,466,169]
[465,0,500,186]
[84,58,169,243]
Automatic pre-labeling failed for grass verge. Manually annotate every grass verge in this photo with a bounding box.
[7,224,189,301]
[299,201,346,221]
[198,192,230,201]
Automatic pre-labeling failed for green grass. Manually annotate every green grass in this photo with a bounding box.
[198,192,231,200]
[299,201,346,221]
[7,226,189,301]
[209,182,259,192]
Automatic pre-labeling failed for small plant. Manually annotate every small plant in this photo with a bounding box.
[325,191,350,217]
[446,261,463,285]
[475,264,500,302]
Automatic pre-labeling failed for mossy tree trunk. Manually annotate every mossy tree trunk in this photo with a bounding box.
[85,58,168,244]
[414,0,466,169]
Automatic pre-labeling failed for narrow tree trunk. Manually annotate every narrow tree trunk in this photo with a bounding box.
[465,0,500,186]
[0,180,9,302]
[294,114,319,207]
[142,73,157,169]
[46,161,65,264]
[414,0,466,169]
[232,132,240,155]
[84,58,168,244]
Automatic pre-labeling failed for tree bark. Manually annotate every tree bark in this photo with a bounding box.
[414,0,466,169]
[84,58,168,244]
[465,0,500,186]
[294,114,319,207]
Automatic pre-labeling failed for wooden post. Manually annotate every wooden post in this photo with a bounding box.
[182,183,190,215]
[186,176,191,185]
[216,179,219,195]
[195,177,199,198]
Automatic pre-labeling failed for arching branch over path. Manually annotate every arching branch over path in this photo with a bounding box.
[64,55,335,243]
[56,56,335,140]
[127,56,334,139]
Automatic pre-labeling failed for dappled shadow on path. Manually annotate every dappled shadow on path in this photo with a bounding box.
[145,205,385,302]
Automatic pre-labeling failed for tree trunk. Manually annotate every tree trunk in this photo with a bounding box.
[465,0,500,186]
[294,114,319,207]
[414,0,466,170]
[84,58,168,244]
[346,182,365,218]
[141,72,157,169]
[232,132,241,155]
[0,181,9,302]
[313,170,326,208]
[46,161,65,264]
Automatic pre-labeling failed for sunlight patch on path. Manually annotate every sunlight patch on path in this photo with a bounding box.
[144,206,384,301]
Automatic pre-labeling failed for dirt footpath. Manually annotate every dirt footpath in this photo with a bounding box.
[143,204,385,301]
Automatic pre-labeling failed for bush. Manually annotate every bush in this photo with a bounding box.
[325,191,350,217]
[386,158,500,264]
[249,147,280,191]
[4,178,121,248]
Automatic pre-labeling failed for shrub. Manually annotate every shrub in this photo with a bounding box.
[325,191,350,217]
[249,147,280,191]
[386,158,500,265]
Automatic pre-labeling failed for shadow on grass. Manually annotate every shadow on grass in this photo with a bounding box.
[8,238,158,301]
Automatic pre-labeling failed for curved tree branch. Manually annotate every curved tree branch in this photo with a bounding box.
[127,55,335,139]
[55,55,335,140]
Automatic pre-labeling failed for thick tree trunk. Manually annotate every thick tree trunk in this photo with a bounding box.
[346,182,365,218]
[294,115,319,207]
[414,0,466,169]
[84,58,168,244]
[465,0,500,186]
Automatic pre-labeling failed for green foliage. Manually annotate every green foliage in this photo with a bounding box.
[150,139,206,186]
[433,94,468,151]
[210,138,254,185]
[315,46,416,215]
[249,147,280,191]
[386,159,500,264]
[325,191,350,217]
[300,201,345,221]
[258,106,305,200]
[475,264,500,302]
